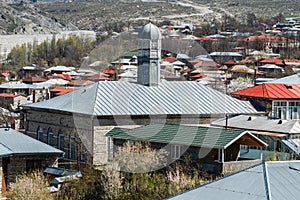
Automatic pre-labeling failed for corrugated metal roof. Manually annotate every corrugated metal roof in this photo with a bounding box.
[211,115,300,135]
[281,139,300,156]
[0,82,32,89]
[231,83,300,100]
[106,124,266,149]
[0,128,63,156]
[24,81,258,116]
[270,73,300,84]
[209,52,242,57]
[0,143,13,157]
[167,161,300,200]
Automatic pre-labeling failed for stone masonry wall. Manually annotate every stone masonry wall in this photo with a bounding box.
[25,108,225,166]
[7,155,58,184]
[25,110,93,165]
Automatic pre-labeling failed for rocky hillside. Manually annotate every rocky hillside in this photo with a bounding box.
[0,1,77,34]
[36,0,300,33]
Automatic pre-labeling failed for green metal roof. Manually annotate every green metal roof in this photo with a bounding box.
[123,51,138,57]
[106,124,248,149]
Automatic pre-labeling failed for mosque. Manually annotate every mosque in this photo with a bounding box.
[22,23,258,166]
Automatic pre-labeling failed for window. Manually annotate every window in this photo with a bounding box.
[273,101,300,120]
[26,160,42,172]
[58,130,65,151]
[69,134,76,160]
[47,128,54,145]
[37,127,43,141]
[171,145,181,159]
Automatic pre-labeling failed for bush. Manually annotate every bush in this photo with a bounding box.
[7,171,53,200]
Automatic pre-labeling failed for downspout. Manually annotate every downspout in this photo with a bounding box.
[225,114,228,129]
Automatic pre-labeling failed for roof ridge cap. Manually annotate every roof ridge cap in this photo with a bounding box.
[262,162,272,200]
[92,81,102,116]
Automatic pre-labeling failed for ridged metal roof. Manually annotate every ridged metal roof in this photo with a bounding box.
[168,161,300,200]
[212,115,300,135]
[106,124,266,149]
[24,81,258,116]
[270,73,300,84]
[0,128,63,156]
[231,83,300,99]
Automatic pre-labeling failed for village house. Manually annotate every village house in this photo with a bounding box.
[106,123,267,174]
[211,114,300,159]
[0,93,27,111]
[21,23,258,167]
[0,128,63,198]
[231,83,300,120]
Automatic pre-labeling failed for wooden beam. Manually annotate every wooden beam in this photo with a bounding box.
[221,148,225,163]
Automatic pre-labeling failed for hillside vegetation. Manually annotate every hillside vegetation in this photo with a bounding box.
[1,0,300,35]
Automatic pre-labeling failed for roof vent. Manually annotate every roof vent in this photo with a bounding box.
[278,120,283,124]
[285,84,293,89]
[4,128,9,131]
[289,166,300,172]
[247,116,252,121]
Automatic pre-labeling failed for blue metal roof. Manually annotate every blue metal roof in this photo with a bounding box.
[270,73,300,84]
[0,128,63,156]
[167,161,300,200]
[24,81,258,116]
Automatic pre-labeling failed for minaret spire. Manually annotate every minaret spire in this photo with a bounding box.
[137,22,162,86]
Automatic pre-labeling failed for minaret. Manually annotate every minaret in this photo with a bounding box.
[137,22,162,86]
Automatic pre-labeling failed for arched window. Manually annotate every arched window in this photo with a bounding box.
[69,134,76,160]
[37,126,43,141]
[58,130,65,151]
[47,128,54,145]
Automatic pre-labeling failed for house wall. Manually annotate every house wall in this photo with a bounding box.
[0,95,27,111]
[111,139,260,174]
[24,110,93,166]
[6,155,58,184]
[112,139,220,165]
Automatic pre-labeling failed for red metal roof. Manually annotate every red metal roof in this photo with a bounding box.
[0,93,21,97]
[1,72,10,77]
[231,83,300,100]
[284,59,300,64]
[52,73,72,80]
[103,69,116,75]
[195,36,216,41]
[223,60,237,65]
[50,88,74,96]
[189,73,205,79]
[162,56,177,63]
[258,58,284,65]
